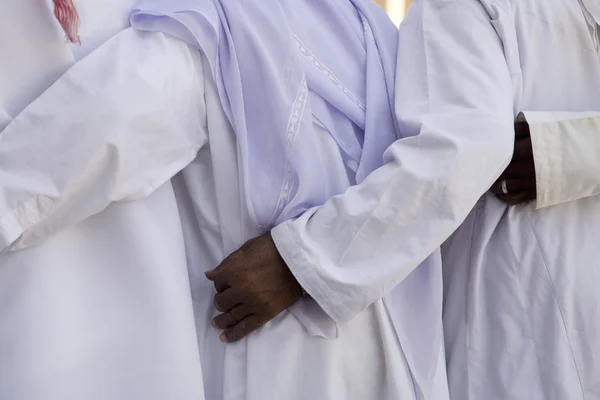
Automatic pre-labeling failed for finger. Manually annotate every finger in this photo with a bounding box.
[498,159,535,179]
[205,249,240,280]
[214,288,244,312]
[512,137,533,161]
[212,304,252,330]
[206,243,248,281]
[212,272,231,293]
[496,191,535,205]
[206,261,234,292]
[205,265,222,281]
[220,315,263,343]
[514,120,530,140]
[491,178,534,195]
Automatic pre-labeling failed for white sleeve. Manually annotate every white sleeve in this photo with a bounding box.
[520,111,600,209]
[0,28,207,251]
[271,0,515,323]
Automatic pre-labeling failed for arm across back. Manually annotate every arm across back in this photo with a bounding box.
[272,0,516,323]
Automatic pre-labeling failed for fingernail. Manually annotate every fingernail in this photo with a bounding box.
[219,333,228,343]
[211,319,218,329]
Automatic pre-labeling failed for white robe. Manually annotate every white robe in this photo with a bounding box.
[0,17,441,400]
[268,0,600,399]
[426,0,600,398]
[0,1,204,399]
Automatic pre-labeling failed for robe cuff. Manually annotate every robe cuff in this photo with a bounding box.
[522,111,600,209]
[272,219,352,325]
[522,111,567,209]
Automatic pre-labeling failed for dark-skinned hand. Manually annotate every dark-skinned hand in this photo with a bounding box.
[205,233,304,343]
[491,120,537,205]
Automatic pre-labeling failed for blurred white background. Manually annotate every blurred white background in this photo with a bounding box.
[375,0,410,25]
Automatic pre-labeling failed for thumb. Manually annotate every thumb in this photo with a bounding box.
[205,255,231,280]
[205,265,221,281]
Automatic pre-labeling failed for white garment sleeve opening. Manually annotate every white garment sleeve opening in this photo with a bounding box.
[272,0,516,323]
[521,111,600,209]
[0,28,207,252]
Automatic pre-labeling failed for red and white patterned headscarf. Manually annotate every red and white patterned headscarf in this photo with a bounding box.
[53,0,80,43]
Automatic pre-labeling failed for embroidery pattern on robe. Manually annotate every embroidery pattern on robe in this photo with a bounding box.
[294,36,367,114]
[269,77,309,229]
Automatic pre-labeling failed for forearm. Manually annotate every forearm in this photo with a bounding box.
[273,0,515,323]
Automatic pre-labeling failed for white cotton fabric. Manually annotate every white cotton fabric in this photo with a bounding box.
[0,3,205,396]
[176,52,420,400]
[0,9,438,400]
[437,0,600,398]
[519,111,600,209]
[269,0,600,398]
